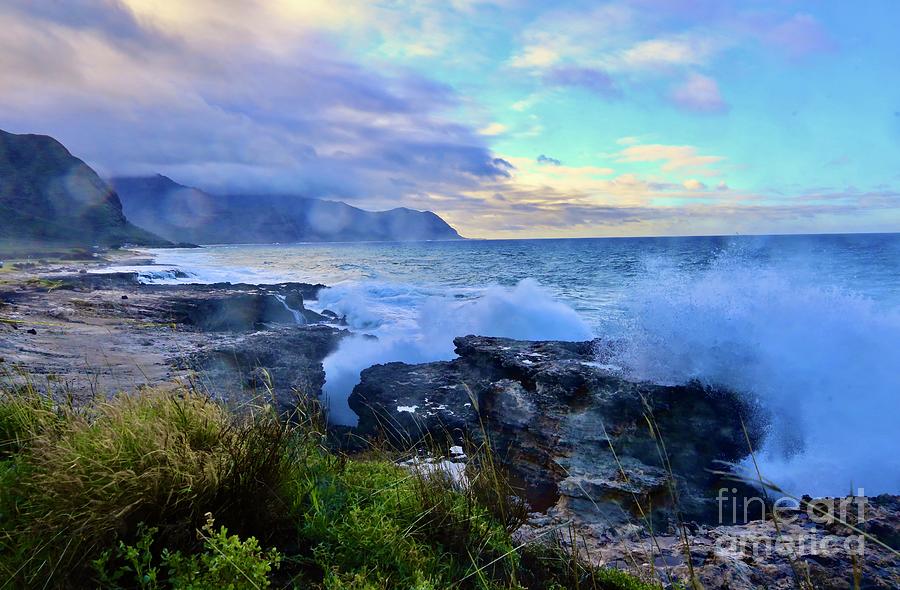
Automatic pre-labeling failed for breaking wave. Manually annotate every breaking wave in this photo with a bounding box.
[316,279,592,425]
[607,254,900,496]
[133,236,900,495]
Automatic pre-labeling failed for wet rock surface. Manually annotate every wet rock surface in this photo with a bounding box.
[517,494,900,589]
[0,267,339,406]
[180,324,349,413]
[351,335,763,526]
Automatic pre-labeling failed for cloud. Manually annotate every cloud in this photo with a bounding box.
[2,1,895,239]
[683,179,707,190]
[765,13,837,60]
[478,122,508,136]
[615,142,725,175]
[0,0,509,204]
[438,180,900,239]
[669,72,728,113]
[492,157,515,172]
[542,66,619,98]
[508,4,635,72]
[510,45,560,69]
[619,35,720,70]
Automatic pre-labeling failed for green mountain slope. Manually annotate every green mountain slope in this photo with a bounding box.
[0,129,168,247]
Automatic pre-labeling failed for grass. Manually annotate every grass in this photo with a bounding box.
[0,382,663,590]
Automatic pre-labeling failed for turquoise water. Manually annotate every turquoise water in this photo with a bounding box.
[127,233,900,496]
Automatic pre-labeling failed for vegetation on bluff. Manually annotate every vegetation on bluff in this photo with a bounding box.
[0,379,659,590]
[0,129,169,247]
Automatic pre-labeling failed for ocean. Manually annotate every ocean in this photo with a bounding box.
[115,233,900,497]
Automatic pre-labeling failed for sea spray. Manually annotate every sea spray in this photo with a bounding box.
[318,279,592,424]
[130,237,900,496]
[607,253,900,496]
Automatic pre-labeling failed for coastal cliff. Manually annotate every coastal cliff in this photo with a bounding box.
[0,130,169,247]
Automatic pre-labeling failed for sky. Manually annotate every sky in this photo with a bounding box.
[1,0,899,238]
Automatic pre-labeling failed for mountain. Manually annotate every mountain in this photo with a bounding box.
[110,175,463,244]
[0,130,169,247]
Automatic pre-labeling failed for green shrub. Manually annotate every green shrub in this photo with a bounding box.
[165,516,281,590]
[0,389,304,587]
[93,523,162,590]
[93,515,281,590]
[0,386,661,590]
[0,386,59,457]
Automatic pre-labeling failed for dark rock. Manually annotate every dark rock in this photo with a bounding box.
[354,360,477,443]
[276,289,328,324]
[182,325,350,414]
[320,309,349,326]
[38,274,329,331]
[529,493,900,590]
[26,328,37,335]
[168,293,298,331]
[283,292,303,310]
[350,335,764,528]
[48,271,142,291]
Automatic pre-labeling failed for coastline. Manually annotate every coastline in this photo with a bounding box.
[0,249,342,409]
[1,249,898,588]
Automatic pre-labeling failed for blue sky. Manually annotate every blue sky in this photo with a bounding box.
[1,1,898,237]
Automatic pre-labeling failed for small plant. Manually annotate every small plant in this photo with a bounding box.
[93,524,162,590]
[93,515,281,589]
[165,513,282,589]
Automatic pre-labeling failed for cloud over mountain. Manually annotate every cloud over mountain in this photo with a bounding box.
[0,1,508,209]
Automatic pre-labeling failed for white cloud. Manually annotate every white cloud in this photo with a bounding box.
[683,178,707,190]
[670,72,728,113]
[510,45,560,68]
[616,142,725,175]
[619,35,720,70]
[478,122,508,135]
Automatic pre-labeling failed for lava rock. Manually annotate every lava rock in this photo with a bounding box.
[350,335,765,528]
[181,324,350,413]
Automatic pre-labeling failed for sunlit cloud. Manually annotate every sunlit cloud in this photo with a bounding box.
[615,143,725,175]
[0,0,895,239]
[619,35,721,70]
[479,122,509,136]
[763,13,838,60]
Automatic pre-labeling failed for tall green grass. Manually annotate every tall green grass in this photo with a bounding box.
[0,383,662,589]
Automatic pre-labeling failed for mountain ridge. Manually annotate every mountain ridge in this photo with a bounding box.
[111,174,463,245]
[0,129,169,247]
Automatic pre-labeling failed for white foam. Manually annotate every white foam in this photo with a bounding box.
[272,294,306,325]
[320,278,592,425]
[607,253,900,496]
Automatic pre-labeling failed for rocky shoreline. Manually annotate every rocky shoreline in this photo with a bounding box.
[1,256,897,589]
